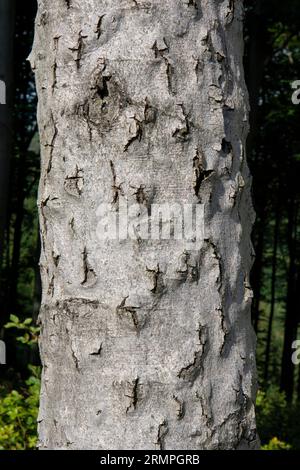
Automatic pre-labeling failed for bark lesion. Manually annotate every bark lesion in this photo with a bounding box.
[125,377,141,413]
[173,395,185,420]
[172,104,190,142]
[124,98,157,152]
[95,15,105,39]
[176,251,199,284]
[45,112,58,175]
[89,343,102,356]
[156,420,168,450]
[193,149,214,199]
[204,239,223,292]
[110,160,124,206]
[81,247,97,288]
[146,264,164,294]
[217,306,229,355]
[177,323,208,383]
[124,115,143,152]
[151,38,174,94]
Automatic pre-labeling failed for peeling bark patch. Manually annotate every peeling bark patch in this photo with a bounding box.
[89,343,102,356]
[124,116,142,152]
[205,239,223,291]
[81,247,97,287]
[156,420,168,450]
[193,150,214,197]
[172,104,190,142]
[178,324,208,383]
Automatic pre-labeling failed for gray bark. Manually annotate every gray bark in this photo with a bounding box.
[30,0,258,449]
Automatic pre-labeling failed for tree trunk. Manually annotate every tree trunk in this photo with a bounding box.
[31,0,258,449]
[281,198,298,401]
[0,0,15,267]
[264,202,280,383]
[251,209,266,332]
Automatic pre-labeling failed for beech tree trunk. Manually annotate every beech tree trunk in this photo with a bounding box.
[31,0,258,449]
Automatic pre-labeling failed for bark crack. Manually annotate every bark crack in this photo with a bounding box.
[178,323,208,383]
[95,15,105,39]
[173,395,185,420]
[125,377,140,413]
[193,149,214,198]
[81,247,97,287]
[156,420,168,450]
[116,297,141,332]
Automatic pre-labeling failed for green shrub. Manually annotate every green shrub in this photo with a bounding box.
[256,386,300,450]
[256,386,288,444]
[0,315,40,450]
[261,437,292,450]
[0,366,40,450]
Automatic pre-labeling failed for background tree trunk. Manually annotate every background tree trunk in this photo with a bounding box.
[0,0,15,267]
[31,0,258,449]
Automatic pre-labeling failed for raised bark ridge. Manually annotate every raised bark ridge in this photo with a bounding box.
[30,0,258,449]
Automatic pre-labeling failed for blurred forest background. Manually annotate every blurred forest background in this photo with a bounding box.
[0,0,300,450]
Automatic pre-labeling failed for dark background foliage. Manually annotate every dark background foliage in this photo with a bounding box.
[0,0,299,449]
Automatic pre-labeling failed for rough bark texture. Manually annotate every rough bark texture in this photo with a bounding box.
[31,0,258,449]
